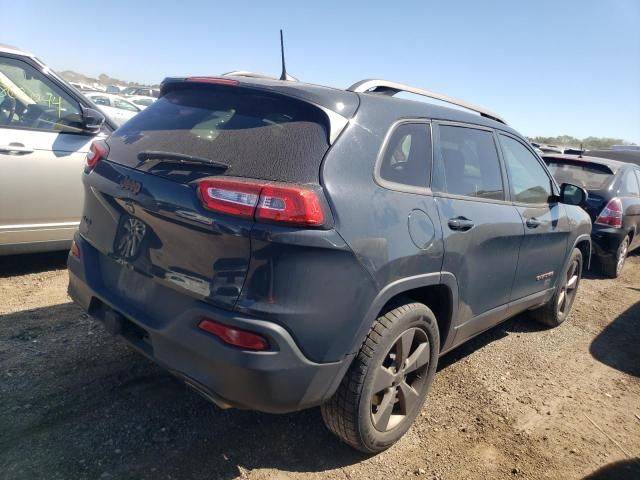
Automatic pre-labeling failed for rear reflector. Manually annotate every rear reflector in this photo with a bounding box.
[70,240,80,259]
[198,319,268,351]
[185,77,239,86]
[197,178,326,227]
[85,140,108,172]
[594,197,623,228]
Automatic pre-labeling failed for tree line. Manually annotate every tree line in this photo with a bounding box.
[529,135,637,150]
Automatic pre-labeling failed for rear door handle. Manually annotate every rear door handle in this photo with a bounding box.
[448,217,474,231]
[0,144,34,155]
[526,217,541,228]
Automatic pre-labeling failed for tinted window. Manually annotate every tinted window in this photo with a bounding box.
[622,170,640,196]
[90,95,110,106]
[109,85,330,184]
[433,125,504,200]
[113,97,139,112]
[500,135,552,203]
[0,56,83,133]
[545,159,613,190]
[378,123,431,189]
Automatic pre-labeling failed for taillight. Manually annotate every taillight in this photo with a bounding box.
[85,140,108,172]
[197,179,262,219]
[198,319,268,351]
[197,178,326,227]
[256,185,325,226]
[594,197,623,228]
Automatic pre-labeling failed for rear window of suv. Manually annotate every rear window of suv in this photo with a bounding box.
[545,159,614,190]
[109,85,330,184]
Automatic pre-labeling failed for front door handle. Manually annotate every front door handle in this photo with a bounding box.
[448,216,474,231]
[0,144,34,155]
[526,217,541,229]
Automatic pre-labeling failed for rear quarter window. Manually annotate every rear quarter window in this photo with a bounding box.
[377,122,432,191]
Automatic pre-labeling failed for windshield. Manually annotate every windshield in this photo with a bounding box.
[545,160,613,190]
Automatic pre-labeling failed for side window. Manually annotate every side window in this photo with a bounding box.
[91,95,110,106]
[622,170,640,196]
[433,125,504,200]
[0,56,83,133]
[113,98,139,112]
[500,134,553,204]
[378,123,432,189]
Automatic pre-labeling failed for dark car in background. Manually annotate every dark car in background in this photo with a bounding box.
[585,149,640,167]
[544,154,640,277]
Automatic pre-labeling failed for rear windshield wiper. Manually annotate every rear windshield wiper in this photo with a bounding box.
[137,151,229,170]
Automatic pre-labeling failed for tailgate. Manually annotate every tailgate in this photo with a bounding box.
[79,160,253,309]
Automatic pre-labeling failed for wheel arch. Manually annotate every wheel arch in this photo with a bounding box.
[348,272,459,357]
[572,234,592,270]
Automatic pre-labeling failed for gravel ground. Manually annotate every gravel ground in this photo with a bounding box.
[0,251,639,480]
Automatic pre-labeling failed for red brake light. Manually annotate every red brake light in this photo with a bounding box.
[198,319,268,351]
[594,197,623,228]
[256,185,325,226]
[85,140,107,172]
[185,77,239,86]
[196,178,326,227]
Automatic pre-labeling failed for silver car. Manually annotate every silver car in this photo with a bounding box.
[0,45,116,255]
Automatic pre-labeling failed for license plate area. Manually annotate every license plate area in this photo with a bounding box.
[89,299,153,356]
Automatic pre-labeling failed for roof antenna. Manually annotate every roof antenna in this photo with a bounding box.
[279,30,297,81]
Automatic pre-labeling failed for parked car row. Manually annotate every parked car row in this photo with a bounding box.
[1,44,637,453]
[543,153,640,277]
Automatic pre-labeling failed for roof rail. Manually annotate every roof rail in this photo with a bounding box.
[222,70,298,82]
[347,79,506,125]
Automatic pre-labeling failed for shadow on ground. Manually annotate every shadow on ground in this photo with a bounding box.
[0,251,68,279]
[583,458,640,479]
[0,304,367,480]
[590,301,640,377]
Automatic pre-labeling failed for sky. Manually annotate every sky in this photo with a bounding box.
[5,0,640,143]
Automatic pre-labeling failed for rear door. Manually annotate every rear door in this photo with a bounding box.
[498,133,571,300]
[432,123,523,341]
[0,54,102,246]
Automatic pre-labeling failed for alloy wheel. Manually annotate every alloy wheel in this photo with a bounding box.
[370,327,430,432]
[557,259,580,316]
[616,237,629,276]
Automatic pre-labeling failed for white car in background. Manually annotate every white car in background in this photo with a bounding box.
[127,95,156,110]
[84,92,141,126]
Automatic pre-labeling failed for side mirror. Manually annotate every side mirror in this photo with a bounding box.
[559,183,587,206]
[80,106,105,134]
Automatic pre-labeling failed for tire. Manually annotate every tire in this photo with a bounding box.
[599,235,630,279]
[530,248,583,327]
[321,301,439,453]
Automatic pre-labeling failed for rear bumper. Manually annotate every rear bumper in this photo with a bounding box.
[591,226,626,258]
[67,235,350,414]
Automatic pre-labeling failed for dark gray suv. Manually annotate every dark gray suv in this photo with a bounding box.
[67,74,591,452]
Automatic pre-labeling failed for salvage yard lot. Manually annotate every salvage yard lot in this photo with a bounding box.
[1,253,639,480]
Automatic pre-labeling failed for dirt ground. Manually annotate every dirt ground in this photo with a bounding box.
[0,251,639,480]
